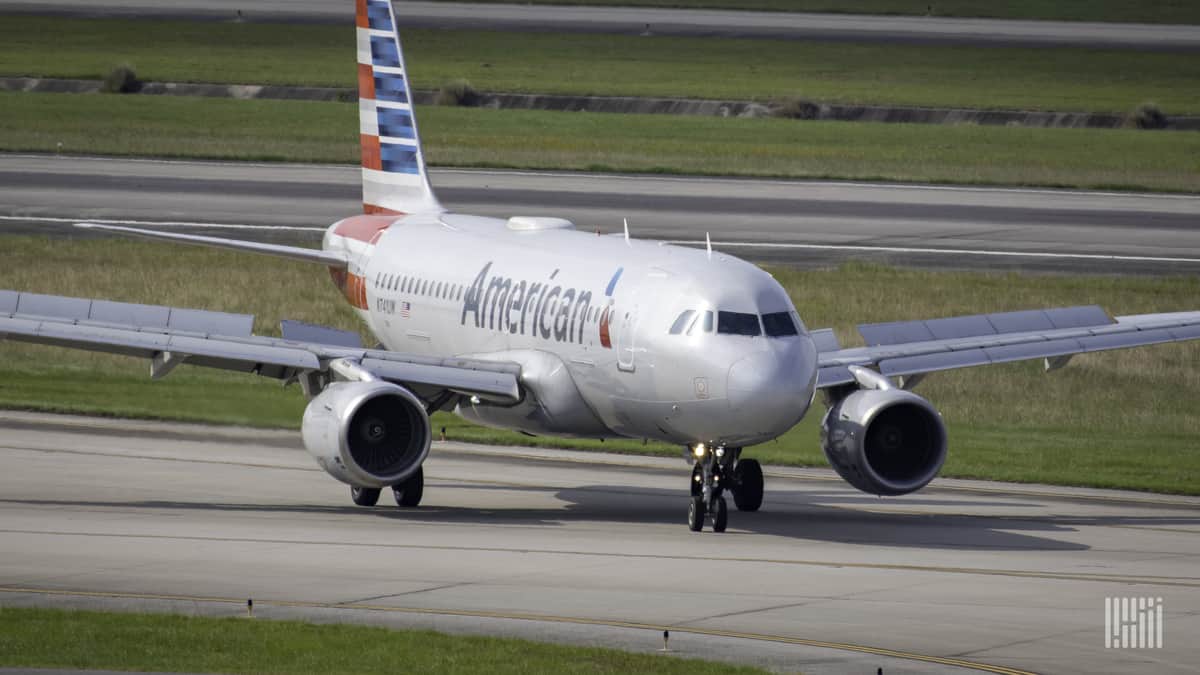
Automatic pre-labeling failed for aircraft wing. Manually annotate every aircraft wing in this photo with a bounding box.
[0,290,521,404]
[813,305,1200,388]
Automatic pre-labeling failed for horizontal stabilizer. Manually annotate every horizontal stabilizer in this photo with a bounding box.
[76,223,348,268]
[858,305,1112,347]
[281,320,363,348]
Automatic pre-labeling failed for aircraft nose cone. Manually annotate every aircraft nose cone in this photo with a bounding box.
[726,339,817,437]
[727,350,781,412]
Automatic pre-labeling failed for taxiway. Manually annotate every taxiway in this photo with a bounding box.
[1,412,1197,674]
[3,155,1200,274]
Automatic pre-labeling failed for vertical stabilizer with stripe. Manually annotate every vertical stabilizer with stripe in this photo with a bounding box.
[356,0,441,216]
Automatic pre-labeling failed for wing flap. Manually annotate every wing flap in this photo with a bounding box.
[3,290,524,402]
[6,291,253,337]
[858,305,1112,347]
[280,320,363,348]
[819,307,1200,388]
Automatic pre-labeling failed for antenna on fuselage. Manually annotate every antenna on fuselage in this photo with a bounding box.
[705,232,712,260]
[623,218,631,246]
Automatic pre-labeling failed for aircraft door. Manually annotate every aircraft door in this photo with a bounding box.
[616,306,637,372]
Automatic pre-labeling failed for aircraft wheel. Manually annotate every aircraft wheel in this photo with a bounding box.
[393,467,424,508]
[687,495,706,532]
[712,496,728,533]
[351,486,381,507]
[732,459,763,512]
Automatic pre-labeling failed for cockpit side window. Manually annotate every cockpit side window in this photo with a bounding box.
[763,311,799,337]
[669,310,696,334]
[702,310,714,333]
[718,311,761,336]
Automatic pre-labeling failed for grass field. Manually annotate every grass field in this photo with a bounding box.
[3,17,1199,113]
[5,93,1199,192]
[2,236,1197,494]
[425,0,1200,24]
[0,608,762,674]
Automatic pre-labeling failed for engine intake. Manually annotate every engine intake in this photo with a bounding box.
[301,380,431,488]
[821,388,946,496]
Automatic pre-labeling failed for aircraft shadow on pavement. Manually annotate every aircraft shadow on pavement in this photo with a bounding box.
[9,481,1197,552]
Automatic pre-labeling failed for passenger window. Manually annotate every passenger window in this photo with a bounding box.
[717,311,761,336]
[763,312,798,337]
[669,310,696,335]
[421,280,427,295]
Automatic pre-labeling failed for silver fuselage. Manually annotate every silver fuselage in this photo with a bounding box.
[327,212,818,448]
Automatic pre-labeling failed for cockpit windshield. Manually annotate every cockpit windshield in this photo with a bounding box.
[717,311,761,336]
[668,310,696,335]
[670,309,799,338]
[762,311,799,337]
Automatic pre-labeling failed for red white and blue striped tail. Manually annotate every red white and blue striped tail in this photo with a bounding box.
[355,0,442,216]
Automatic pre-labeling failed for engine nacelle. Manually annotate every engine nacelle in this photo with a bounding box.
[821,388,947,496]
[301,380,431,488]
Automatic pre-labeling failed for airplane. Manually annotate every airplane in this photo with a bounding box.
[3,0,1200,532]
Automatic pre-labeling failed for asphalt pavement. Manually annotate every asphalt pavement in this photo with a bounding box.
[2,1,1198,49]
[3,154,1199,274]
[1,411,1197,674]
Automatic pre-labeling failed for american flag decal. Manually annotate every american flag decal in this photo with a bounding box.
[400,301,411,318]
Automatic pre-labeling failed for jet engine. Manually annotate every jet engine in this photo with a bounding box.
[301,380,431,488]
[821,388,947,496]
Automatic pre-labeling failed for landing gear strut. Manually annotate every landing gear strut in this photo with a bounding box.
[687,445,758,532]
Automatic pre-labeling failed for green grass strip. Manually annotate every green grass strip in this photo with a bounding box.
[0,608,765,674]
[1,236,1198,494]
[3,16,1200,113]
[4,93,1199,192]
[421,0,1200,24]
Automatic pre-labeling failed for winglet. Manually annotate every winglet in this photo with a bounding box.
[623,218,631,246]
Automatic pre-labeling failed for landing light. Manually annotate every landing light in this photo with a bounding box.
[692,443,707,458]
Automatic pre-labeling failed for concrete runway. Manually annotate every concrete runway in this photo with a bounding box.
[3,1,1199,50]
[3,154,1200,274]
[1,411,1197,674]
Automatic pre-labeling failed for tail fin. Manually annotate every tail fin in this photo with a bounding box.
[355,0,442,216]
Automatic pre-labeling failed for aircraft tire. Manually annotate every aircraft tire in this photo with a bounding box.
[351,486,381,507]
[393,467,424,507]
[732,459,763,512]
[712,496,728,533]
[687,496,705,532]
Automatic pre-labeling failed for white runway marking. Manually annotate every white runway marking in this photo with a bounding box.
[670,240,1200,265]
[0,215,325,232]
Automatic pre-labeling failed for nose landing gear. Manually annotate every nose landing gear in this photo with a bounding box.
[687,445,757,532]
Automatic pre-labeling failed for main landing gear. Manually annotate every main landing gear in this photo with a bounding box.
[687,445,763,532]
[350,467,424,509]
